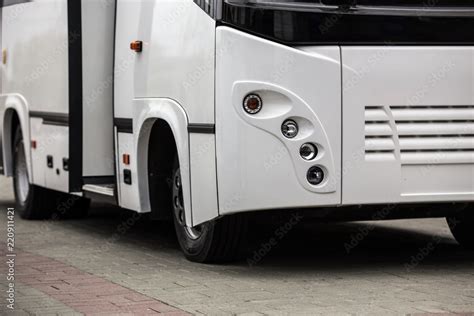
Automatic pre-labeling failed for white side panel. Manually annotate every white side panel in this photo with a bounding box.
[30,118,69,192]
[190,133,218,225]
[117,132,140,211]
[342,47,474,204]
[1,1,68,184]
[30,118,45,187]
[1,1,69,114]
[42,125,69,193]
[216,27,342,215]
[114,0,140,119]
[117,98,193,223]
[82,0,115,177]
[135,0,216,124]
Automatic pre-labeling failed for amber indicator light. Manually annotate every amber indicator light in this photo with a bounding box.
[130,41,143,53]
[123,154,131,165]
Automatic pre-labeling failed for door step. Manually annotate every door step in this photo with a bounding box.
[82,184,116,204]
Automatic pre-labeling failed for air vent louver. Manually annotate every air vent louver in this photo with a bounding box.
[365,105,474,164]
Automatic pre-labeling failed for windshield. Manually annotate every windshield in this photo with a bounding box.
[222,0,474,45]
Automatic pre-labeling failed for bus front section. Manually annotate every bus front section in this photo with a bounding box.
[215,0,474,217]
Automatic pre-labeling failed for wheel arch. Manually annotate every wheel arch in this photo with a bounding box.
[1,94,32,179]
[134,98,193,227]
[147,119,177,221]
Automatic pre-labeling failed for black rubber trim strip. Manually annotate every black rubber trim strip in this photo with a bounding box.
[68,0,84,192]
[188,124,216,134]
[43,121,69,127]
[30,111,69,126]
[115,118,133,134]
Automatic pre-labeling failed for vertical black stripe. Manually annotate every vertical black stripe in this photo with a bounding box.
[111,0,119,198]
[68,0,83,192]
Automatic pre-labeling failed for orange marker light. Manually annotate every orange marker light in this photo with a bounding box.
[123,154,130,166]
[130,41,143,53]
[31,140,37,149]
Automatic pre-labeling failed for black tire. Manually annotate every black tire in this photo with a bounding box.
[13,126,54,219]
[13,126,90,220]
[172,158,248,263]
[447,206,474,250]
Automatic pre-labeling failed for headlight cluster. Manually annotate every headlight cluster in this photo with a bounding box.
[243,93,325,186]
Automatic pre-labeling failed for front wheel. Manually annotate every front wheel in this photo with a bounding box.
[172,160,248,263]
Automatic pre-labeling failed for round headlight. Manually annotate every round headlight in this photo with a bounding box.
[307,166,324,185]
[281,120,298,139]
[243,94,262,114]
[300,143,318,161]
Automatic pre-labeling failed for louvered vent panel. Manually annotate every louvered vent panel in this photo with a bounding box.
[364,106,396,161]
[390,106,474,164]
[393,106,474,165]
[364,105,474,164]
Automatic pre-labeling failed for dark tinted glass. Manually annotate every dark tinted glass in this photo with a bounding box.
[222,0,474,44]
[228,0,474,6]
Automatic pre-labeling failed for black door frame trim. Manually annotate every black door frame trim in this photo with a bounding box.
[68,0,84,192]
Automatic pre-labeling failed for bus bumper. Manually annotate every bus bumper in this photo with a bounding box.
[215,26,474,216]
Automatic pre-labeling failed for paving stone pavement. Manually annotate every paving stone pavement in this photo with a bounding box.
[0,176,473,315]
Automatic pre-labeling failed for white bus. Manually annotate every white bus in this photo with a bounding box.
[0,0,473,262]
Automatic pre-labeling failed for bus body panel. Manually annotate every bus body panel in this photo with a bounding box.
[40,124,69,192]
[1,0,70,192]
[134,0,216,125]
[189,132,219,225]
[342,47,474,205]
[2,1,69,115]
[30,117,46,188]
[114,0,140,120]
[216,27,342,215]
[1,0,118,194]
[113,0,141,211]
[116,131,140,211]
[81,0,116,178]
[116,0,220,226]
[132,98,195,226]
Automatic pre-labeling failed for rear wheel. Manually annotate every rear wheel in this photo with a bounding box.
[172,159,248,263]
[13,126,89,220]
[447,205,474,249]
[13,126,54,219]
